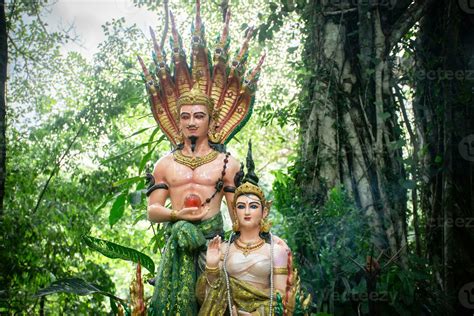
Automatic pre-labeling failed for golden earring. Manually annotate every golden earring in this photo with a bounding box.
[259,218,272,233]
[232,220,240,232]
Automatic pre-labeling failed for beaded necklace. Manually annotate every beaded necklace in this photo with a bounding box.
[234,237,265,256]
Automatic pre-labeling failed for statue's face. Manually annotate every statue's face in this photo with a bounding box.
[179,104,210,140]
[235,194,267,229]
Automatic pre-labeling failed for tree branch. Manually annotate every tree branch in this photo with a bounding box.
[32,121,85,214]
[394,84,415,144]
[7,33,39,63]
[388,0,433,49]
[322,8,357,16]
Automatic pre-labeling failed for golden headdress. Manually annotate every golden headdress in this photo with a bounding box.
[234,141,269,210]
[138,0,265,146]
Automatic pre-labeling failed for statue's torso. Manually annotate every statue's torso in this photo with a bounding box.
[226,243,271,290]
[163,151,228,220]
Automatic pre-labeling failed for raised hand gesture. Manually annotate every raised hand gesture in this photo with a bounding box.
[206,235,221,269]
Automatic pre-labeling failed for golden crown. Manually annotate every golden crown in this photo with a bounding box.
[176,83,214,113]
[234,182,267,208]
[138,0,265,146]
[233,141,270,211]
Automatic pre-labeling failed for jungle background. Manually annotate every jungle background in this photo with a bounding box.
[1,0,473,315]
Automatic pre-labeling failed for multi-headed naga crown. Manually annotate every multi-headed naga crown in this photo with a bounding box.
[138,0,265,146]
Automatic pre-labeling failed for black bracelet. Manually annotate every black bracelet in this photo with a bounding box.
[223,186,236,193]
[146,183,169,196]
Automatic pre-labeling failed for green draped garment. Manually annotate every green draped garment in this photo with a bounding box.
[149,213,223,316]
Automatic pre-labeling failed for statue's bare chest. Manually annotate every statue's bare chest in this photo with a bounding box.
[166,154,225,187]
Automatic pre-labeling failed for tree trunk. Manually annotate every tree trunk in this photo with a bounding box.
[415,2,474,313]
[296,1,411,260]
[0,0,7,216]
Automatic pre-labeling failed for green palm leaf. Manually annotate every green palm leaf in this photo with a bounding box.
[83,235,155,274]
[34,278,124,303]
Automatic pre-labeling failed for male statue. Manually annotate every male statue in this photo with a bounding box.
[138,3,265,314]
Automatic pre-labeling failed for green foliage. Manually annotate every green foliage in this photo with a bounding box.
[273,165,446,315]
[2,4,155,313]
[274,176,370,314]
[83,236,155,274]
[2,0,302,313]
[109,192,128,226]
[35,278,123,302]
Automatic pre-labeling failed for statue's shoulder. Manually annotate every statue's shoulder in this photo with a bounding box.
[217,151,240,170]
[153,152,175,173]
[272,235,290,257]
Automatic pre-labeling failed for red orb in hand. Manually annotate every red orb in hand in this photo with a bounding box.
[184,194,202,208]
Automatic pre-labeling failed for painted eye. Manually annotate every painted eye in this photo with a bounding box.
[237,204,245,209]
[250,204,259,209]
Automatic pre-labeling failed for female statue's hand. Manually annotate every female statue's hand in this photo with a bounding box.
[206,235,221,268]
[177,206,209,222]
[231,306,251,315]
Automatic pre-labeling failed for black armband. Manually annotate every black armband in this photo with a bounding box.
[223,186,236,193]
[146,183,169,196]
[146,172,155,187]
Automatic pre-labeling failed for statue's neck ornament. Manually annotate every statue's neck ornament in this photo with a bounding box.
[173,149,219,170]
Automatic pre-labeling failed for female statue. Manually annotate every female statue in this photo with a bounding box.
[196,143,310,315]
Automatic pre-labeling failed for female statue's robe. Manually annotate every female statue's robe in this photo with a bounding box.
[196,274,272,316]
[196,243,275,316]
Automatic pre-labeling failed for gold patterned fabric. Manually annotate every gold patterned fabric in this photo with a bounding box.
[149,213,223,316]
[196,273,272,316]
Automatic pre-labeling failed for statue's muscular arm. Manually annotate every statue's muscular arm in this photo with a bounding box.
[223,155,240,223]
[147,155,174,223]
[147,155,205,223]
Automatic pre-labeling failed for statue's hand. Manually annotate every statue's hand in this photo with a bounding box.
[206,236,221,268]
[177,206,209,222]
[231,306,238,316]
[231,306,251,316]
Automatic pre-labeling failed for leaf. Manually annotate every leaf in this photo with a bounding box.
[148,128,164,151]
[123,126,154,140]
[112,176,143,187]
[109,192,127,226]
[83,235,155,274]
[34,278,124,303]
[380,112,391,121]
[94,195,114,214]
[110,297,119,314]
[132,213,147,226]
[101,140,161,164]
[287,46,298,54]
[138,146,156,175]
[400,179,416,190]
[129,190,142,207]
